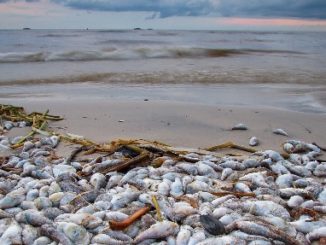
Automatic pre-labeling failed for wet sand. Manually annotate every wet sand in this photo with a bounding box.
[3,99,326,152]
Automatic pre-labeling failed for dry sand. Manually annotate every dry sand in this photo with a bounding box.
[4,99,326,153]
[1,82,326,153]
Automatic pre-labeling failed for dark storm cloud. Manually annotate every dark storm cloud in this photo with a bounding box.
[218,0,326,19]
[51,0,215,17]
[2,0,326,19]
[53,0,326,19]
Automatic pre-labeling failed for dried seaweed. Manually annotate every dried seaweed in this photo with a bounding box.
[206,141,257,153]
[151,195,163,222]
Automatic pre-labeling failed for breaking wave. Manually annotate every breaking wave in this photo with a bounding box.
[1,70,325,87]
[0,48,302,64]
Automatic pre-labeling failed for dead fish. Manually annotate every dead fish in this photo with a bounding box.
[199,202,212,215]
[273,128,288,136]
[186,180,210,194]
[0,221,22,245]
[0,187,26,209]
[232,123,248,130]
[40,224,73,245]
[55,213,102,229]
[57,222,90,245]
[187,228,206,245]
[157,196,175,221]
[221,168,233,181]
[106,174,123,189]
[104,230,133,243]
[230,230,271,243]
[91,234,129,245]
[0,209,13,219]
[22,224,39,244]
[226,220,300,245]
[287,195,304,208]
[170,177,184,197]
[281,160,311,177]
[243,201,291,220]
[211,195,236,208]
[283,143,295,153]
[90,173,106,190]
[220,160,246,171]
[275,173,296,188]
[279,188,311,199]
[234,182,251,193]
[50,135,60,148]
[296,232,310,245]
[290,219,326,234]
[111,190,140,210]
[158,179,171,196]
[105,211,129,222]
[133,221,179,244]
[176,163,198,176]
[176,225,192,245]
[196,162,219,178]
[314,163,326,177]
[15,209,52,227]
[22,141,35,152]
[197,236,246,245]
[249,137,259,146]
[306,227,326,243]
[239,172,269,188]
[200,214,226,235]
[173,202,197,221]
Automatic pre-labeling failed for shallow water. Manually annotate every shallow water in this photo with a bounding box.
[0,29,325,85]
[1,29,326,114]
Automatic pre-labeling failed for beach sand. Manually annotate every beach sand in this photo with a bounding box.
[4,99,326,154]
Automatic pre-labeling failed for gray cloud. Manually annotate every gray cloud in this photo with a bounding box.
[218,0,326,19]
[51,0,216,17]
[54,0,326,19]
[2,0,326,19]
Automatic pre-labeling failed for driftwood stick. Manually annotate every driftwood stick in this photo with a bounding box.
[211,191,256,198]
[100,151,151,173]
[109,206,150,230]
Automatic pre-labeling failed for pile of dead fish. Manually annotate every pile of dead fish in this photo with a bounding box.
[0,119,326,245]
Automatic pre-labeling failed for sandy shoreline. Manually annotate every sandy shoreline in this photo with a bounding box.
[3,99,326,153]
[1,82,326,152]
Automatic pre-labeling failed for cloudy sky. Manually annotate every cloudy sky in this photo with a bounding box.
[1,0,326,30]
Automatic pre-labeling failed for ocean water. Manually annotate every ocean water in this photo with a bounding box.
[0,29,326,113]
[0,29,325,84]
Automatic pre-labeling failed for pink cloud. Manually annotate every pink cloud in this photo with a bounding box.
[0,0,67,16]
[0,1,44,16]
